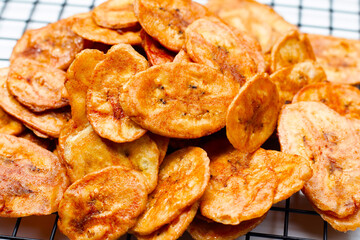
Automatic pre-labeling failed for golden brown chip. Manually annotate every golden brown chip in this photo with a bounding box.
[134,0,211,51]
[278,101,360,219]
[173,49,193,63]
[308,34,360,84]
[185,17,259,85]
[19,129,54,150]
[200,144,276,225]
[66,49,106,126]
[226,73,280,153]
[58,166,148,240]
[271,30,316,72]
[10,16,86,70]
[0,134,69,217]
[270,60,327,104]
[60,122,159,193]
[148,132,169,165]
[206,0,297,53]
[120,62,239,138]
[141,30,176,66]
[266,150,312,203]
[92,0,138,29]
[131,147,210,235]
[0,107,24,135]
[87,44,148,143]
[293,82,360,120]
[135,202,199,240]
[187,213,266,240]
[7,58,68,112]
[72,13,142,45]
[0,68,70,138]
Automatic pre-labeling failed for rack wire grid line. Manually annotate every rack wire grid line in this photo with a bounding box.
[0,0,359,239]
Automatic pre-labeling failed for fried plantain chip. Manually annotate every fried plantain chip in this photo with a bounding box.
[270,60,327,105]
[120,62,239,138]
[278,101,360,218]
[0,68,70,138]
[226,73,280,153]
[87,44,148,143]
[308,34,360,84]
[58,166,148,240]
[206,0,297,53]
[293,82,360,120]
[266,150,312,203]
[72,13,142,45]
[200,142,276,225]
[92,0,138,29]
[148,133,169,165]
[185,17,259,85]
[187,213,266,240]
[10,16,86,70]
[134,0,211,51]
[19,129,53,150]
[7,58,68,112]
[0,107,24,135]
[135,202,199,240]
[271,30,315,72]
[173,49,192,63]
[141,30,175,66]
[0,134,69,217]
[131,147,210,235]
[66,49,106,126]
[60,122,159,192]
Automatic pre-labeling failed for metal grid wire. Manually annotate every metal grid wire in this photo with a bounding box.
[0,0,359,239]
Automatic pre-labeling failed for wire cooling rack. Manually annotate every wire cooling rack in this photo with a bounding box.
[0,0,360,239]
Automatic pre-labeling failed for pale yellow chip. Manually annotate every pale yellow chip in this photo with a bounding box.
[120,62,239,138]
[58,166,148,240]
[270,60,327,105]
[278,101,360,219]
[187,213,266,240]
[7,58,68,112]
[131,147,210,235]
[92,0,138,29]
[226,73,280,153]
[135,202,199,240]
[308,33,360,84]
[200,143,276,225]
[271,30,315,72]
[293,82,360,120]
[0,134,69,217]
[87,44,148,143]
[72,13,142,45]
[0,68,70,138]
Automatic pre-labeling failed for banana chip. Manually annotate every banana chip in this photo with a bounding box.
[270,60,327,104]
[7,58,68,112]
[271,30,315,72]
[226,73,280,153]
[0,68,70,138]
[92,0,138,29]
[120,62,239,138]
[58,166,148,240]
[173,49,192,63]
[148,133,169,165]
[308,34,360,84]
[87,44,148,143]
[266,150,312,203]
[187,213,266,240]
[185,17,259,85]
[141,30,175,66]
[293,82,360,119]
[206,0,297,53]
[131,147,210,235]
[19,130,53,150]
[0,107,24,135]
[200,143,276,225]
[135,202,199,240]
[278,101,360,219]
[0,134,68,217]
[72,13,142,45]
[11,16,86,70]
[134,0,210,51]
